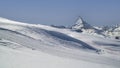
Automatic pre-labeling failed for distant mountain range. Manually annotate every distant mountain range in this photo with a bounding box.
[71,17,120,38]
[50,16,120,38]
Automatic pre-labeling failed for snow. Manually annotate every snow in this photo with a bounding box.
[0,17,120,68]
[0,46,117,68]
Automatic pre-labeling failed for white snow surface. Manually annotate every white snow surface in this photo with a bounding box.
[0,17,120,68]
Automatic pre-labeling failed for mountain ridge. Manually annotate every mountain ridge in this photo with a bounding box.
[71,17,120,38]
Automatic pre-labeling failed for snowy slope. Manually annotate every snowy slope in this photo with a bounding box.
[0,17,120,68]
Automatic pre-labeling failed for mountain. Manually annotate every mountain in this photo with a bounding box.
[102,25,120,37]
[0,17,120,68]
[72,17,94,30]
[71,17,120,38]
[71,17,105,37]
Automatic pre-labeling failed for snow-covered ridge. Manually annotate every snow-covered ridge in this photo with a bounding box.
[0,17,52,28]
[0,17,28,25]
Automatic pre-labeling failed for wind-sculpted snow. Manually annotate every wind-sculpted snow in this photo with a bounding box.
[0,26,97,53]
[0,27,34,39]
[0,39,23,49]
[0,23,97,52]
[45,30,97,51]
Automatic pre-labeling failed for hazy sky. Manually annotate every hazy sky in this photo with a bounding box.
[0,0,120,26]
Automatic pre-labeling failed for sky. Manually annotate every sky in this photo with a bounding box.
[0,0,120,26]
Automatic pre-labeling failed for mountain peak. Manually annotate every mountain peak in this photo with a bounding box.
[72,16,93,30]
[75,16,84,25]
